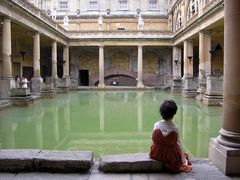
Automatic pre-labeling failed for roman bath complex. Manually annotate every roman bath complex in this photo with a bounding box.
[0,0,239,175]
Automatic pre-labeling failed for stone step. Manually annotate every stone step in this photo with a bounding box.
[99,153,163,173]
[0,149,93,173]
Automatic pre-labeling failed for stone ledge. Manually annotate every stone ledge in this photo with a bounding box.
[0,149,40,172]
[34,150,93,173]
[0,150,93,173]
[99,153,163,173]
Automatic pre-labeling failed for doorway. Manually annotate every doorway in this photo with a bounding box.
[79,70,89,86]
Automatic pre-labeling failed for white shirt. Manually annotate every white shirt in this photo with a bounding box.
[153,120,179,137]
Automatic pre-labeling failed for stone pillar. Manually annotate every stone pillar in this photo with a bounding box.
[0,18,15,99]
[98,45,105,88]
[209,0,240,175]
[205,32,212,75]
[51,41,57,78]
[182,40,197,97]
[63,45,69,78]
[31,32,43,94]
[196,31,207,101]
[2,18,12,80]
[137,45,144,88]
[171,46,182,93]
[183,41,188,78]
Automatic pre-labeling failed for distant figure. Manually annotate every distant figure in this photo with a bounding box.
[149,100,192,173]
[63,13,69,29]
[52,8,57,20]
[21,76,28,88]
[98,15,103,31]
[138,15,144,30]
[15,75,21,88]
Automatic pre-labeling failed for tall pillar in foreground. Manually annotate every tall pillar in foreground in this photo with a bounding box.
[31,32,43,94]
[0,18,15,99]
[137,45,144,88]
[209,0,240,175]
[98,45,105,88]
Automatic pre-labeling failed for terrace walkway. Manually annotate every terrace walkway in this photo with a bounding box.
[0,159,238,180]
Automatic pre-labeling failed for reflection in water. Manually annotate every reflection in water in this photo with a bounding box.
[0,91,223,158]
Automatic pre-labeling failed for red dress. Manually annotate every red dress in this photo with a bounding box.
[149,129,192,173]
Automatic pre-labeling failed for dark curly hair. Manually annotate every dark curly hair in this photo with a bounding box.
[159,100,178,120]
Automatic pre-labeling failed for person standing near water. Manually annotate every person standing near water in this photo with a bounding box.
[149,100,192,173]
[21,75,28,88]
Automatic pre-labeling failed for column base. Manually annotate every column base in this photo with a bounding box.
[171,78,182,93]
[209,138,240,175]
[40,84,56,98]
[31,77,43,95]
[0,79,16,99]
[56,78,69,93]
[202,95,223,106]
[98,83,105,89]
[182,77,197,98]
[137,82,144,88]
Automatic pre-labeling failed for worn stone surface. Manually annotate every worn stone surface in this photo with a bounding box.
[99,153,163,173]
[10,88,31,96]
[34,150,93,173]
[0,149,40,172]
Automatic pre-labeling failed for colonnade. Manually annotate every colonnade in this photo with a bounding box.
[0,18,70,97]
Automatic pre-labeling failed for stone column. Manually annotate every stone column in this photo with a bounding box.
[171,46,182,93]
[2,18,12,80]
[98,45,105,88]
[31,32,43,94]
[209,0,240,175]
[196,31,207,101]
[182,40,197,97]
[0,18,15,99]
[137,45,144,88]
[183,41,189,78]
[51,41,57,78]
[63,46,69,78]
[205,32,212,75]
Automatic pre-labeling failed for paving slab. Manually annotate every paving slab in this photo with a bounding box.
[99,153,163,173]
[0,149,40,172]
[34,150,93,173]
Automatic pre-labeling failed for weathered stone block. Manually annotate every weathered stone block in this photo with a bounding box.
[34,150,93,173]
[205,75,223,96]
[99,153,163,173]
[10,88,30,96]
[0,149,40,172]
[171,78,182,93]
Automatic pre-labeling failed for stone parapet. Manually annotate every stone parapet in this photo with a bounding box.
[99,153,163,173]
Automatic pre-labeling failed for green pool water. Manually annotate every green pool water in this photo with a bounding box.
[0,90,223,158]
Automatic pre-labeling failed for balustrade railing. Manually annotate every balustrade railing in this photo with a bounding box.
[11,0,67,36]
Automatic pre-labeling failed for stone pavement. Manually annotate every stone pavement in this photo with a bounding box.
[0,159,239,180]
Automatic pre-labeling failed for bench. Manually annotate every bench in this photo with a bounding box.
[99,153,163,173]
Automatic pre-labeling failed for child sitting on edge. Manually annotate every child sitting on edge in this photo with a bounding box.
[149,99,192,173]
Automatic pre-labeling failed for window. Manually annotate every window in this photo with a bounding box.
[89,1,98,11]
[187,0,198,20]
[148,0,157,11]
[119,0,128,10]
[176,11,183,29]
[59,1,68,11]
